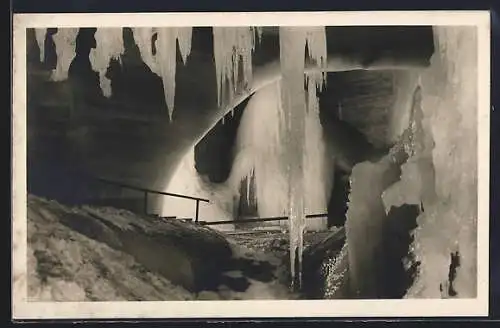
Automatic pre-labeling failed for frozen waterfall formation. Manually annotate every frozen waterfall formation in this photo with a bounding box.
[26,26,478,298]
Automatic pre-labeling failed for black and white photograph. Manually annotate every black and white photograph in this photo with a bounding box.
[12,11,490,319]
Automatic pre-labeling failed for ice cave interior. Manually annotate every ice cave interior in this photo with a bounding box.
[25,25,478,299]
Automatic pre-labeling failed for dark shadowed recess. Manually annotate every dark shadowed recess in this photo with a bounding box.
[194,96,252,183]
[379,204,420,298]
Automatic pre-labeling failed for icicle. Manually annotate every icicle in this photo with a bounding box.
[89,28,125,98]
[50,28,79,82]
[176,27,193,65]
[305,27,328,89]
[35,28,47,62]
[212,27,261,107]
[155,28,178,120]
[132,27,193,121]
[131,28,159,74]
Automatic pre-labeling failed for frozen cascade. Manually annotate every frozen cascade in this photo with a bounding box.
[50,28,79,81]
[35,28,47,62]
[132,27,193,120]
[234,82,289,220]
[212,27,262,107]
[89,28,125,98]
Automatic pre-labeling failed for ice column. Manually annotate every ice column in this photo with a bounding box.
[89,28,125,98]
[50,28,79,81]
[278,26,327,288]
[132,27,193,120]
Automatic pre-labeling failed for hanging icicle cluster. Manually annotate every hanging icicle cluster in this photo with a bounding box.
[132,27,193,121]
[89,28,125,98]
[212,27,263,110]
[50,28,79,82]
[278,26,327,289]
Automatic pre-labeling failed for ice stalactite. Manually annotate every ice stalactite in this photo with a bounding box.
[212,27,262,108]
[155,28,180,121]
[89,28,125,98]
[50,28,79,82]
[278,26,327,288]
[132,27,193,121]
[35,28,47,62]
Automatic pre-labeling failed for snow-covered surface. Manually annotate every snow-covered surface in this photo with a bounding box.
[28,196,195,301]
[27,195,295,301]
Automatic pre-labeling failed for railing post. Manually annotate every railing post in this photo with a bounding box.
[144,191,148,215]
[195,199,200,223]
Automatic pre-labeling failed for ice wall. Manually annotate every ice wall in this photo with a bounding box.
[403,26,478,298]
[346,26,478,298]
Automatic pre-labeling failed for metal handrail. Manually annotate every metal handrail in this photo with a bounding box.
[94,177,328,226]
[95,177,209,222]
[199,213,328,226]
